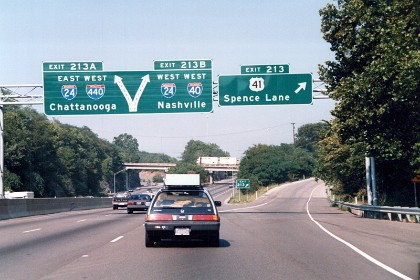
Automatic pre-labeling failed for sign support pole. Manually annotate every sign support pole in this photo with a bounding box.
[0,105,3,198]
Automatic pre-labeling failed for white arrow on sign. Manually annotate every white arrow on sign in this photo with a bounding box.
[114,74,150,112]
[294,82,307,94]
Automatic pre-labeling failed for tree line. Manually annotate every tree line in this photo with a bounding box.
[3,105,319,198]
[315,0,419,206]
[3,106,176,197]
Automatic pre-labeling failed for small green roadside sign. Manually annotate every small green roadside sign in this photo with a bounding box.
[236,179,250,189]
[218,73,312,107]
[241,64,289,74]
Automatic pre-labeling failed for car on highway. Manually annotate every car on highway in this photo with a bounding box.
[112,192,130,210]
[144,175,221,247]
[127,193,152,214]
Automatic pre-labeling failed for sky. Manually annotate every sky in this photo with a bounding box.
[1,0,336,159]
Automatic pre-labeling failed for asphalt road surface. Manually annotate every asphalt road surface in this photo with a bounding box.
[1,179,419,280]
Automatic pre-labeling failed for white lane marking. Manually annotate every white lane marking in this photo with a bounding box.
[213,189,231,198]
[77,219,87,222]
[82,255,89,258]
[110,236,124,243]
[220,202,268,212]
[307,186,412,280]
[23,228,41,233]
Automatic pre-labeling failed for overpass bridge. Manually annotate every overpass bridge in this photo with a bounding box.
[123,162,239,184]
[123,162,239,173]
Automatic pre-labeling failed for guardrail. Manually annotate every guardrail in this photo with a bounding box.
[0,197,112,220]
[331,201,420,223]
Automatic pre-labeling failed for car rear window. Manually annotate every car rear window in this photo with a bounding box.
[130,194,151,200]
[151,191,214,214]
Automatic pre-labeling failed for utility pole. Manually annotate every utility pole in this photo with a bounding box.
[291,123,296,145]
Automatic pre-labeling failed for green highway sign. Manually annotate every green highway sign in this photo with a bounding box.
[43,62,103,72]
[218,73,312,107]
[43,69,212,115]
[241,64,289,74]
[154,59,212,70]
[236,179,250,189]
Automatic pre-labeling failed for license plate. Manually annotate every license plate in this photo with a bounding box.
[175,228,190,236]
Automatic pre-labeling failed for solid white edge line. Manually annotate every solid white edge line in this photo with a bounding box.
[110,236,124,243]
[307,186,412,280]
[219,202,268,212]
[23,228,41,233]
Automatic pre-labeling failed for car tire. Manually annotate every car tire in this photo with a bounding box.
[127,209,133,214]
[113,205,118,210]
[208,233,220,247]
[145,232,154,247]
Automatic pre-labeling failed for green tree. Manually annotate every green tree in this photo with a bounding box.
[295,122,330,154]
[314,124,366,196]
[181,140,229,163]
[4,106,60,197]
[113,133,140,162]
[153,174,164,183]
[53,123,105,196]
[238,144,315,190]
[318,0,420,205]
[2,106,177,197]
[138,151,177,163]
[113,133,142,189]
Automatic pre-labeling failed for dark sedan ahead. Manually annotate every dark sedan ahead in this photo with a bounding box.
[127,194,152,214]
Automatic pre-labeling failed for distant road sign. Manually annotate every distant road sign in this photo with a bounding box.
[236,179,250,189]
[154,59,212,70]
[218,73,312,107]
[43,69,212,115]
[241,64,289,74]
[43,62,103,72]
[412,175,420,183]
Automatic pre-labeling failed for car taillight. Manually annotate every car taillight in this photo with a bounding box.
[146,214,173,221]
[127,201,133,205]
[192,215,219,221]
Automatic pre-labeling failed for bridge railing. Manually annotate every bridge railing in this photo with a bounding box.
[331,200,420,223]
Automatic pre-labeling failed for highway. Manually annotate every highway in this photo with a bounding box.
[0,179,419,280]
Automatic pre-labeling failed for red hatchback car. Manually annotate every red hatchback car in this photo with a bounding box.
[127,194,152,214]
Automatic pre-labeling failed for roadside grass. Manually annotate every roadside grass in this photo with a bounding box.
[228,184,278,204]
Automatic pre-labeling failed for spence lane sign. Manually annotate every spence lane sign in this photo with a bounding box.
[218,73,312,106]
[43,69,212,115]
